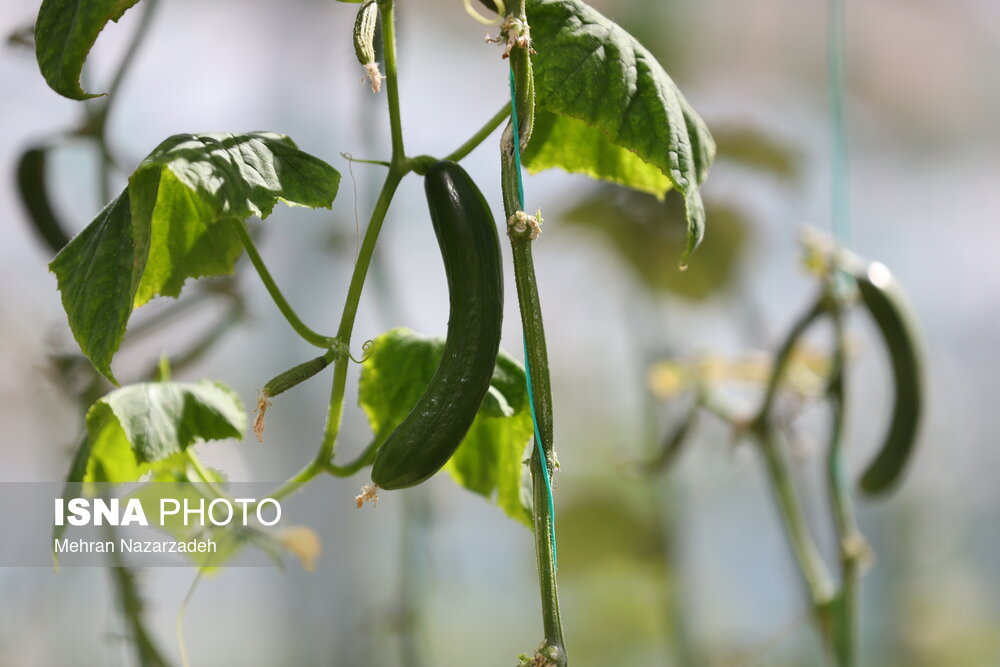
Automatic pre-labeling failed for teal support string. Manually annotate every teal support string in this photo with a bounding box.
[828,0,850,246]
[510,65,557,565]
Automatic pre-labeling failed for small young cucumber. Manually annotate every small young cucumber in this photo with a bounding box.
[353,0,382,92]
[262,355,331,400]
[854,261,924,496]
[370,161,503,490]
[255,354,332,442]
[16,145,70,252]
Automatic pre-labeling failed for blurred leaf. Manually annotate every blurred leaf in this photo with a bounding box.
[563,186,747,300]
[359,328,533,525]
[127,482,247,568]
[557,492,666,574]
[7,24,35,51]
[524,109,672,199]
[83,380,246,484]
[527,0,715,262]
[50,132,340,382]
[712,124,800,181]
[34,0,143,99]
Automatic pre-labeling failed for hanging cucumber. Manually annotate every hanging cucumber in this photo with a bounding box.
[370,161,503,490]
[16,145,71,253]
[853,261,924,496]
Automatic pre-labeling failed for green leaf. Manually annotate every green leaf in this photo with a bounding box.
[526,0,715,261]
[83,380,246,484]
[49,132,340,382]
[359,328,533,525]
[524,109,672,199]
[35,0,143,100]
[130,132,341,304]
[49,193,139,384]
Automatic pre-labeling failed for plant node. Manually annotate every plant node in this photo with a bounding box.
[507,210,543,240]
[486,16,536,59]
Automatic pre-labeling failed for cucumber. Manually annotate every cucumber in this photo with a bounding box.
[262,355,331,400]
[353,0,382,92]
[370,161,503,490]
[16,145,70,252]
[854,261,924,496]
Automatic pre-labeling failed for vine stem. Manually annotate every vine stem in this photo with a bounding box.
[231,219,337,348]
[381,0,405,166]
[445,104,511,163]
[749,297,836,625]
[90,0,159,202]
[265,0,406,501]
[503,1,566,662]
[825,292,863,667]
[104,524,173,667]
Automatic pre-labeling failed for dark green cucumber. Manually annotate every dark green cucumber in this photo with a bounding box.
[854,261,924,496]
[371,161,503,490]
[16,145,71,252]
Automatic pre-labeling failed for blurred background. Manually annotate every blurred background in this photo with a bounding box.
[1,0,998,664]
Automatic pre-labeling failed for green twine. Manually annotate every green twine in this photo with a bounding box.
[509,65,557,565]
[828,0,850,245]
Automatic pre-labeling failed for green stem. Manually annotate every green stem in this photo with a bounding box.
[751,295,838,649]
[511,240,564,658]
[341,153,392,168]
[175,566,207,667]
[105,524,173,667]
[756,429,835,607]
[380,0,405,166]
[231,219,337,349]
[503,3,564,661]
[825,298,863,667]
[445,105,511,163]
[318,169,402,462]
[185,450,231,501]
[267,5,408,499]
[91,0,159,202]
[325,438,382,477]
[756,296,826,421]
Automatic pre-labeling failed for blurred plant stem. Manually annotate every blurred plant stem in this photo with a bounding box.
[397,489,432,667]
[105,524,172,667]
[622,289,699,665]
[702,284,866,666]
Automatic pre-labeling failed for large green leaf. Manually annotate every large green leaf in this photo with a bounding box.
[525,0,715,261]
[359,328,533,525]
[49,132,340,382]
[35,0,144,99]
[83,380,246,484]
[524,109,672,198]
